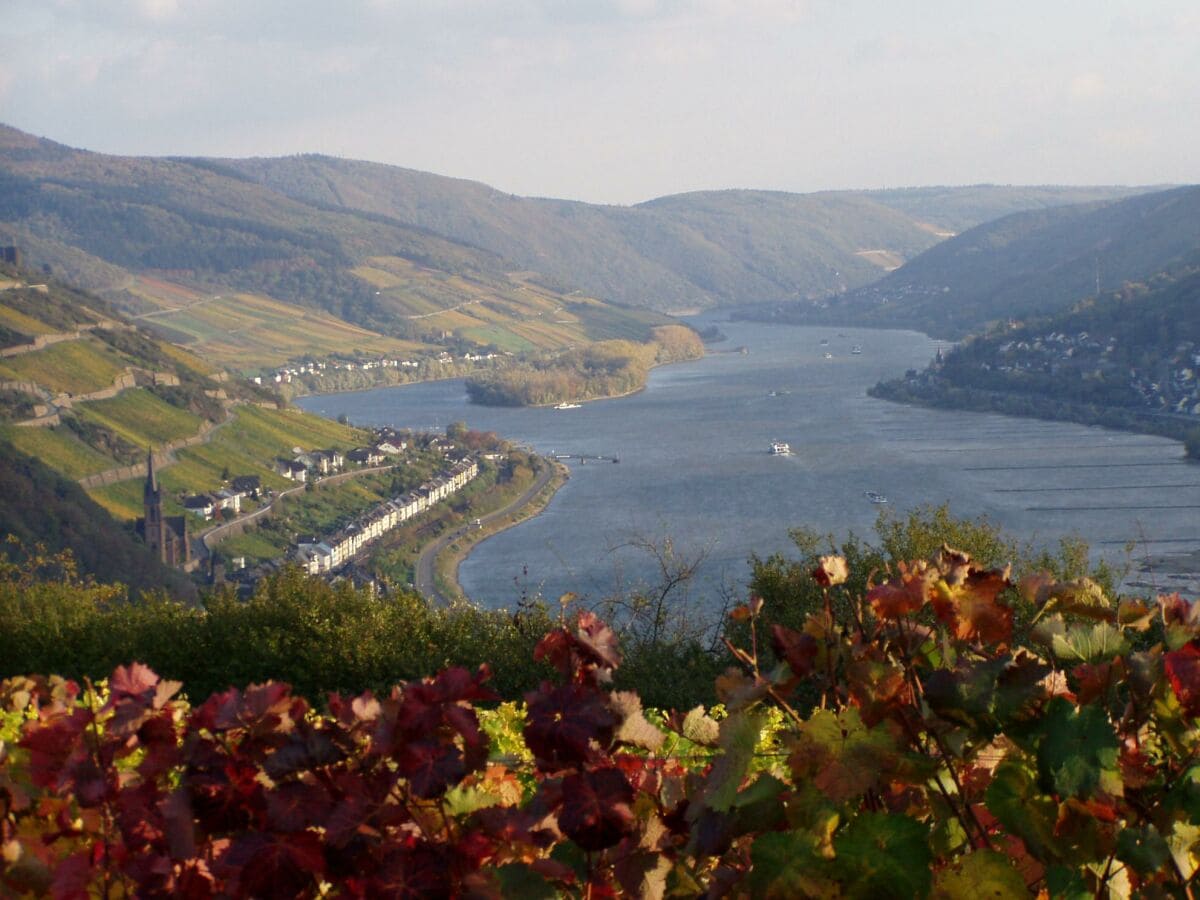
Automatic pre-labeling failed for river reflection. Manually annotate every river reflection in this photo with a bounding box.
[298,320,1200,610]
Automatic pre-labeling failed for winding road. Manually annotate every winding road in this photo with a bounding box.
[414,462,558,604]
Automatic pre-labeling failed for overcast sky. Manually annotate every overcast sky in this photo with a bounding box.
[1,0,1196,204]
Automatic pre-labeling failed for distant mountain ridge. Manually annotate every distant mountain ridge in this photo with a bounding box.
[218,151,1150,311]
[0,124,674,361]
[0,122,1160,341]
[745,184,1200,339]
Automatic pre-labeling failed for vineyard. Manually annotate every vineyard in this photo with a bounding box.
[2,549,1198,897]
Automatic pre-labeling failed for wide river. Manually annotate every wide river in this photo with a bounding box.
[298,320,1200,610]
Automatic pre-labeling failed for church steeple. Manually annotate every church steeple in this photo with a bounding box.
[138,446,188,568]
[145,446,159,498]
[144,446,165,561]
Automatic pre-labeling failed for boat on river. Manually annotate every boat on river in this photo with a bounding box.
[864,490,888,504]
[850,345,863,355]
[770,442,793,456]
[554,402,582,410]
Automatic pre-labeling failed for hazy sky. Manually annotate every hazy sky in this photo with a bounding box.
[1,0,1196,204]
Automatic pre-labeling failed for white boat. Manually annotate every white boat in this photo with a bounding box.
[864,490,888,504]
[770,442,793,455]
[850,345,863,355]
[824,352,833,360]
[553,402,581,410]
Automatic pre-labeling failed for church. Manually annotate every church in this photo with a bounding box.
[137,449,190,567]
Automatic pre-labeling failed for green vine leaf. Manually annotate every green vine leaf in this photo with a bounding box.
[1116,824,1170,877]
[1034,697,1120,799]
[786,708,906,804]
[693,708,764,814]
[1050,622,1129,665]
[833,811,932,899]
[931,850,1028,899]
[748,830,835,900]
[984,759,1061,864]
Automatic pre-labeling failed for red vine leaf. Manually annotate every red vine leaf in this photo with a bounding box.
[524,683,616,771]
[1164,641,1200,717]
[930,566,1013,645]
[867,560,934,620]
[216,832,325,899]
[535,612,621,684]
[770,625,818,678]
[558,767,635,851]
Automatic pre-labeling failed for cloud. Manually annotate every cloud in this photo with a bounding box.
[136,0,180,20]
[1068,72,1106,101]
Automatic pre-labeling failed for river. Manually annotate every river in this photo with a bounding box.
[297,320,1200,610]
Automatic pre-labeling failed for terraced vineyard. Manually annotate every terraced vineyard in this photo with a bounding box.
[74,388,204,447]
[0,336,129,394]
[355,256,666,352]
[0,423,117,480]
[124,277,425,370]
[87,405,368,520]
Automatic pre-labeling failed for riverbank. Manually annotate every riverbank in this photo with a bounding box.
[869,377,1200,460]
[465,326,704,408]
[428,458,569,603]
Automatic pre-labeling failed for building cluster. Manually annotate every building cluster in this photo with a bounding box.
[273,433,412,484]
[985,332,1200,416]
[252,352,499,385]
[293,457,479,575]
[182,488,244,521]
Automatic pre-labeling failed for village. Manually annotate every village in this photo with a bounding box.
[981,331,1200,416]
[253,351,501,387]
[148,425,489,593]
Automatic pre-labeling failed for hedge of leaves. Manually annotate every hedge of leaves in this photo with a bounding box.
[1,548,1198,897]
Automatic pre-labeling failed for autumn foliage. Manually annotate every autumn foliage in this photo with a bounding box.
[2,549,1200,897]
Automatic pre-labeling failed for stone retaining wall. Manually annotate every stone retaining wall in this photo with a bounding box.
[77,417,222,489]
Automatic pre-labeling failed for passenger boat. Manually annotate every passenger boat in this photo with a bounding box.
[553,402,582,410]
[770,442,793,456]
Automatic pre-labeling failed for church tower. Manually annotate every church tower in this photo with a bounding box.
[144,447,166,562]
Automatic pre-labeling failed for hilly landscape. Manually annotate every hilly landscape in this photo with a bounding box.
[0,258,381,589]
[0,124,1151,347]
[0,124,672,369]
[220,151,1149,311]
[798,185,1200,339]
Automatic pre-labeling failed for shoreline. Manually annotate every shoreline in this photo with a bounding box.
[425,459,570,603]
[294,349,704,409]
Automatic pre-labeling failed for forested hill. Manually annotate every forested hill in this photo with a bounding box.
[219,152,1147,311]
[822,185,1200,339]
[872,265,1200,452]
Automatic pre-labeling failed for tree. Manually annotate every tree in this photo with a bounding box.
[1186,427,1200,461]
